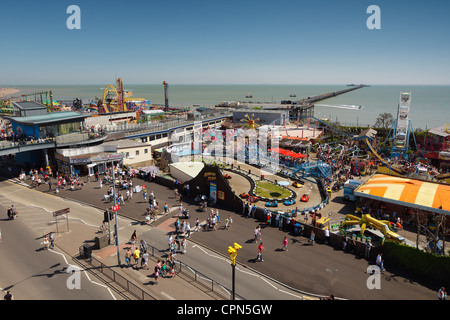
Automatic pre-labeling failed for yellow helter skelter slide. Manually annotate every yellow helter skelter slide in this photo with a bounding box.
[339,213,405,244]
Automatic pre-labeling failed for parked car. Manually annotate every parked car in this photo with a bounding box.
[300,194,310,202]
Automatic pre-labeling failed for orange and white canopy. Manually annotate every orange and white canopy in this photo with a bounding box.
[355,174,450,215]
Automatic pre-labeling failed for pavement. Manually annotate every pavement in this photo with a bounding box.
[6,161,440,301]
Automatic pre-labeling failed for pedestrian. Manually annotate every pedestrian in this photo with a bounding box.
[130,230,137,245]
[133,247,140,269]
[324,228,330,245]
[164,203,168,214]
[195,218,200,232]
[160,261,167,278]
[186,222,191,238]
[43,234,50,250]
[139,240,147,255]
[438,287,447,300]
[365,240,372,259]
[282,236,288,251]
[154,265,160,284]
[257,242,264,262]
[99,179,102,189]
[125,248,132,267]
[142,250,149,270]
[308,230,315,245]
[254,226,259,243]
[170,239,177,255]
[181,237,187,254]
[3,290,13,300]
[49,232,55,249]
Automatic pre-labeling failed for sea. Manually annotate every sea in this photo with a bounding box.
[8,84,450,131]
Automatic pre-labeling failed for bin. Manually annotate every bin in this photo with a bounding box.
[95,233,110,249]
[82,243,93,258]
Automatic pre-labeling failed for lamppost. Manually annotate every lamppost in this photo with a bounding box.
[111,161,121,266]
[227,242,242,300]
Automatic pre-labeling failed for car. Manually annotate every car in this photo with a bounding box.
[240,192,250,199]
[300,194,309,202]
[283,198,296,206]
[265,200,278,207]
[248,196,260,203]
[223,174,232,179]
[292,181,303,188]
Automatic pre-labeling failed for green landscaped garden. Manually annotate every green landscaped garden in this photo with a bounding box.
[254,181,291,199]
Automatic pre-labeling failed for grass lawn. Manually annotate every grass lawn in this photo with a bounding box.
[255,181,291,198]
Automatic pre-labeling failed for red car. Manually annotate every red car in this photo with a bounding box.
[248,196,260,203]
[223,174,232,179]
[300,194,309,202]
[240,192,250,199]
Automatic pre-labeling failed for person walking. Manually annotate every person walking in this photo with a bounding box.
[257,242,265,262]
[49,232,55,249]
[133,247,140,269]
[438,287,447,300]
[141,250,149,270]
[181,237,187,254]
[125,248,132,267]
[282,236,288,251]
[308,230,315,245]
[195,218,200,232]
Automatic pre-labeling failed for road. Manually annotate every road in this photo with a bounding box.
[0,203,118,300]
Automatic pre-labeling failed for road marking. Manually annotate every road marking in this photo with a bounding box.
[48,249,117,300]
[161,291,175,300]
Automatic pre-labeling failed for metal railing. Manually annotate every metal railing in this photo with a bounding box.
[78,243,244,300]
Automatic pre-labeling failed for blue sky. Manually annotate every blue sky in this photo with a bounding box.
[1,0,449,85]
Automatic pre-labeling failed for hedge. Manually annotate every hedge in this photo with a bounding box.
[382,240,450,288]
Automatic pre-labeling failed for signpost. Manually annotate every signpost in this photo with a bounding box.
[53,207,70,234]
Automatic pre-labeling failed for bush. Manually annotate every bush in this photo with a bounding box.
[382,241,450,287]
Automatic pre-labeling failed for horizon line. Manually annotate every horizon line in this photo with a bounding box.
[2,83,450,87]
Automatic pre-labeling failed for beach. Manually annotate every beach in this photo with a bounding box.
[0,87,20,98]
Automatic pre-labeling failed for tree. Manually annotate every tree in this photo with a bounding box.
[374,112,394,130]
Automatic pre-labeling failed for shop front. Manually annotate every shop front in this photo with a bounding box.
[55,152,123,176]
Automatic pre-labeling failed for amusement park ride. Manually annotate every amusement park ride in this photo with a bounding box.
[0,90,61,114]
[98,77,148,113]
[382,92,417,160]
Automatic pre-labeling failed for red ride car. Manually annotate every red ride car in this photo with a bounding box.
[300,194,309,202]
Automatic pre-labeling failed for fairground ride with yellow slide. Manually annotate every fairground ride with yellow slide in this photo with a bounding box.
[339,213,406,244]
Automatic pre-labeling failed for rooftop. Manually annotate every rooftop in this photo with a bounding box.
[6,111,88,125]
[13,101,47,110]
[355,174,450,214]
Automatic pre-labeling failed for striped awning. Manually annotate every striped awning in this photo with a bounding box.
[355,174,450,215]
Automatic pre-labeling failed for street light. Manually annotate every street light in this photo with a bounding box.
[227,242,242,300]
[111,161,121,266]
